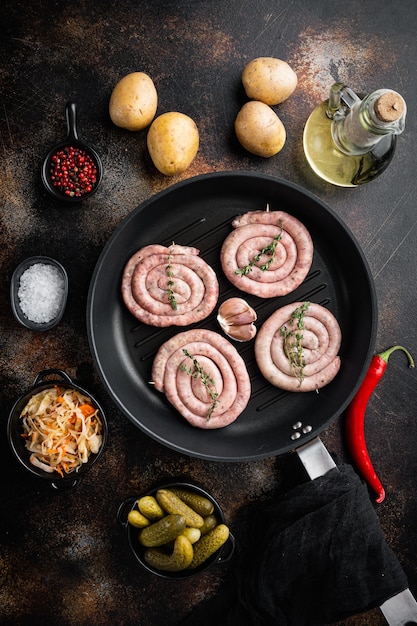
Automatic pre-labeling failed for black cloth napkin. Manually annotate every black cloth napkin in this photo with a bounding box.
[180,459,409,626]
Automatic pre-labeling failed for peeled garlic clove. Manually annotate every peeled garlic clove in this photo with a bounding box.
[218,297,257,324]
[217,297,257,342]
[227,322,257,342]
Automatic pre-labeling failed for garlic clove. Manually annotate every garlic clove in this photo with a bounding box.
[217,297,257,342]
[227,322,257,342]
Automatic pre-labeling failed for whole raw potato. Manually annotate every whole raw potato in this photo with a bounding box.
[242,57,297,105]
[109,72,158,131]
[234,101,286,158]
[147,112,199,176]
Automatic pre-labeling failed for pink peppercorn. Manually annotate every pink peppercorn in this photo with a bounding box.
[49,145,98,198]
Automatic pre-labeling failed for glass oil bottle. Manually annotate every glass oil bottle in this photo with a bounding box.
[303,83,406,187]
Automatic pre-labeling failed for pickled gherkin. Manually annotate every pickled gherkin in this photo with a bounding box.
[137,495,165,520]
[156,489,204,528]
[139,514,186,547]
[199,514,218,535]
[188,523,229,569]
[127,509,150,528]
[171,488,214,517]
[144,535,194,572]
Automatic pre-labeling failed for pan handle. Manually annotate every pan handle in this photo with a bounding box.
[380,589,417,626]
[296,437,337,478]
[296,438,417,626]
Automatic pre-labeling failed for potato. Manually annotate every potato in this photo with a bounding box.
[147,112,199,176]
[242,57,297,105]
[109,72,158,131]
[234,101,286,158]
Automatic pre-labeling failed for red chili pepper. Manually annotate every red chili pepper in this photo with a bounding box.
[345,345,414,503]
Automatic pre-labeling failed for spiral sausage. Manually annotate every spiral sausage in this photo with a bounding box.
[255,302,342,392]
[220,210,313,297]
[121,244,219,327]
[152,329,251,429]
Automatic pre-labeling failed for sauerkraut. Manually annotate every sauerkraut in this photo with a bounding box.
[20,386,103,477]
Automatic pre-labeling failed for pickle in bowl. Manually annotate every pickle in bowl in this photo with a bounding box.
[117,481,235,578]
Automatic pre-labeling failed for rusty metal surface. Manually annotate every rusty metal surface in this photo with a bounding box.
[0,1,416,624]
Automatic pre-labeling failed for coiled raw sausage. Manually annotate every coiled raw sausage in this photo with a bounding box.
[152,329,251,429]
[255,302,341,392]
[220,210,313,297]
[121,244,219,327]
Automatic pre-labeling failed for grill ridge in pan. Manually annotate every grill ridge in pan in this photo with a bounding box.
[87,171,377,461]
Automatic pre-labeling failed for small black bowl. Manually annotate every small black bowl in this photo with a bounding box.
[7,369,108,489]
[10,256,68,331]
[117,481,235,579]
[41,102,103,204]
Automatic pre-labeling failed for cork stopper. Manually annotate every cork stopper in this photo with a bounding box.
[374,92,405,122]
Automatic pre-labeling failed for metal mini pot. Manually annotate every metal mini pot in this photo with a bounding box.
[117,481,235,579]
[10,256,68,331]
[7,369,108,489]
[41,102,103,204]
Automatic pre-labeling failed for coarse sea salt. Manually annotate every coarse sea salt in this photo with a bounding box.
[18,263,65,324]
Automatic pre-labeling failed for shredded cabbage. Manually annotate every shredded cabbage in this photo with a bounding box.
[20,386,103,477]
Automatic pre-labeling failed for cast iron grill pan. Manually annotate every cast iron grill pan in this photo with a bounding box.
[87,172,377,461]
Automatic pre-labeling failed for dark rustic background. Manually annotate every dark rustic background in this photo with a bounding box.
[1,1,416,624]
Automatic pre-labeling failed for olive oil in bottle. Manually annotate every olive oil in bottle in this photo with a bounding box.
[303,83,406,187]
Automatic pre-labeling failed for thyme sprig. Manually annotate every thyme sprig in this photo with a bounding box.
[235,224,283,276]
[166,253,177,311]
[279,302,310,385]
[180,349,219,420]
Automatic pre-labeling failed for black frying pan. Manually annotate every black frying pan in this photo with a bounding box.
[87,172,377,461]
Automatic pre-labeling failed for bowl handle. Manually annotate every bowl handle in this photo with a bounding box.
[217,531,235,565]
[65,101,79,142]
[116,497,137,528]
[33,369,73,386]
[50,476,82,490]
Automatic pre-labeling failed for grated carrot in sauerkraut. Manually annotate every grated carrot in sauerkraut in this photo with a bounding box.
[20,386,103,477]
